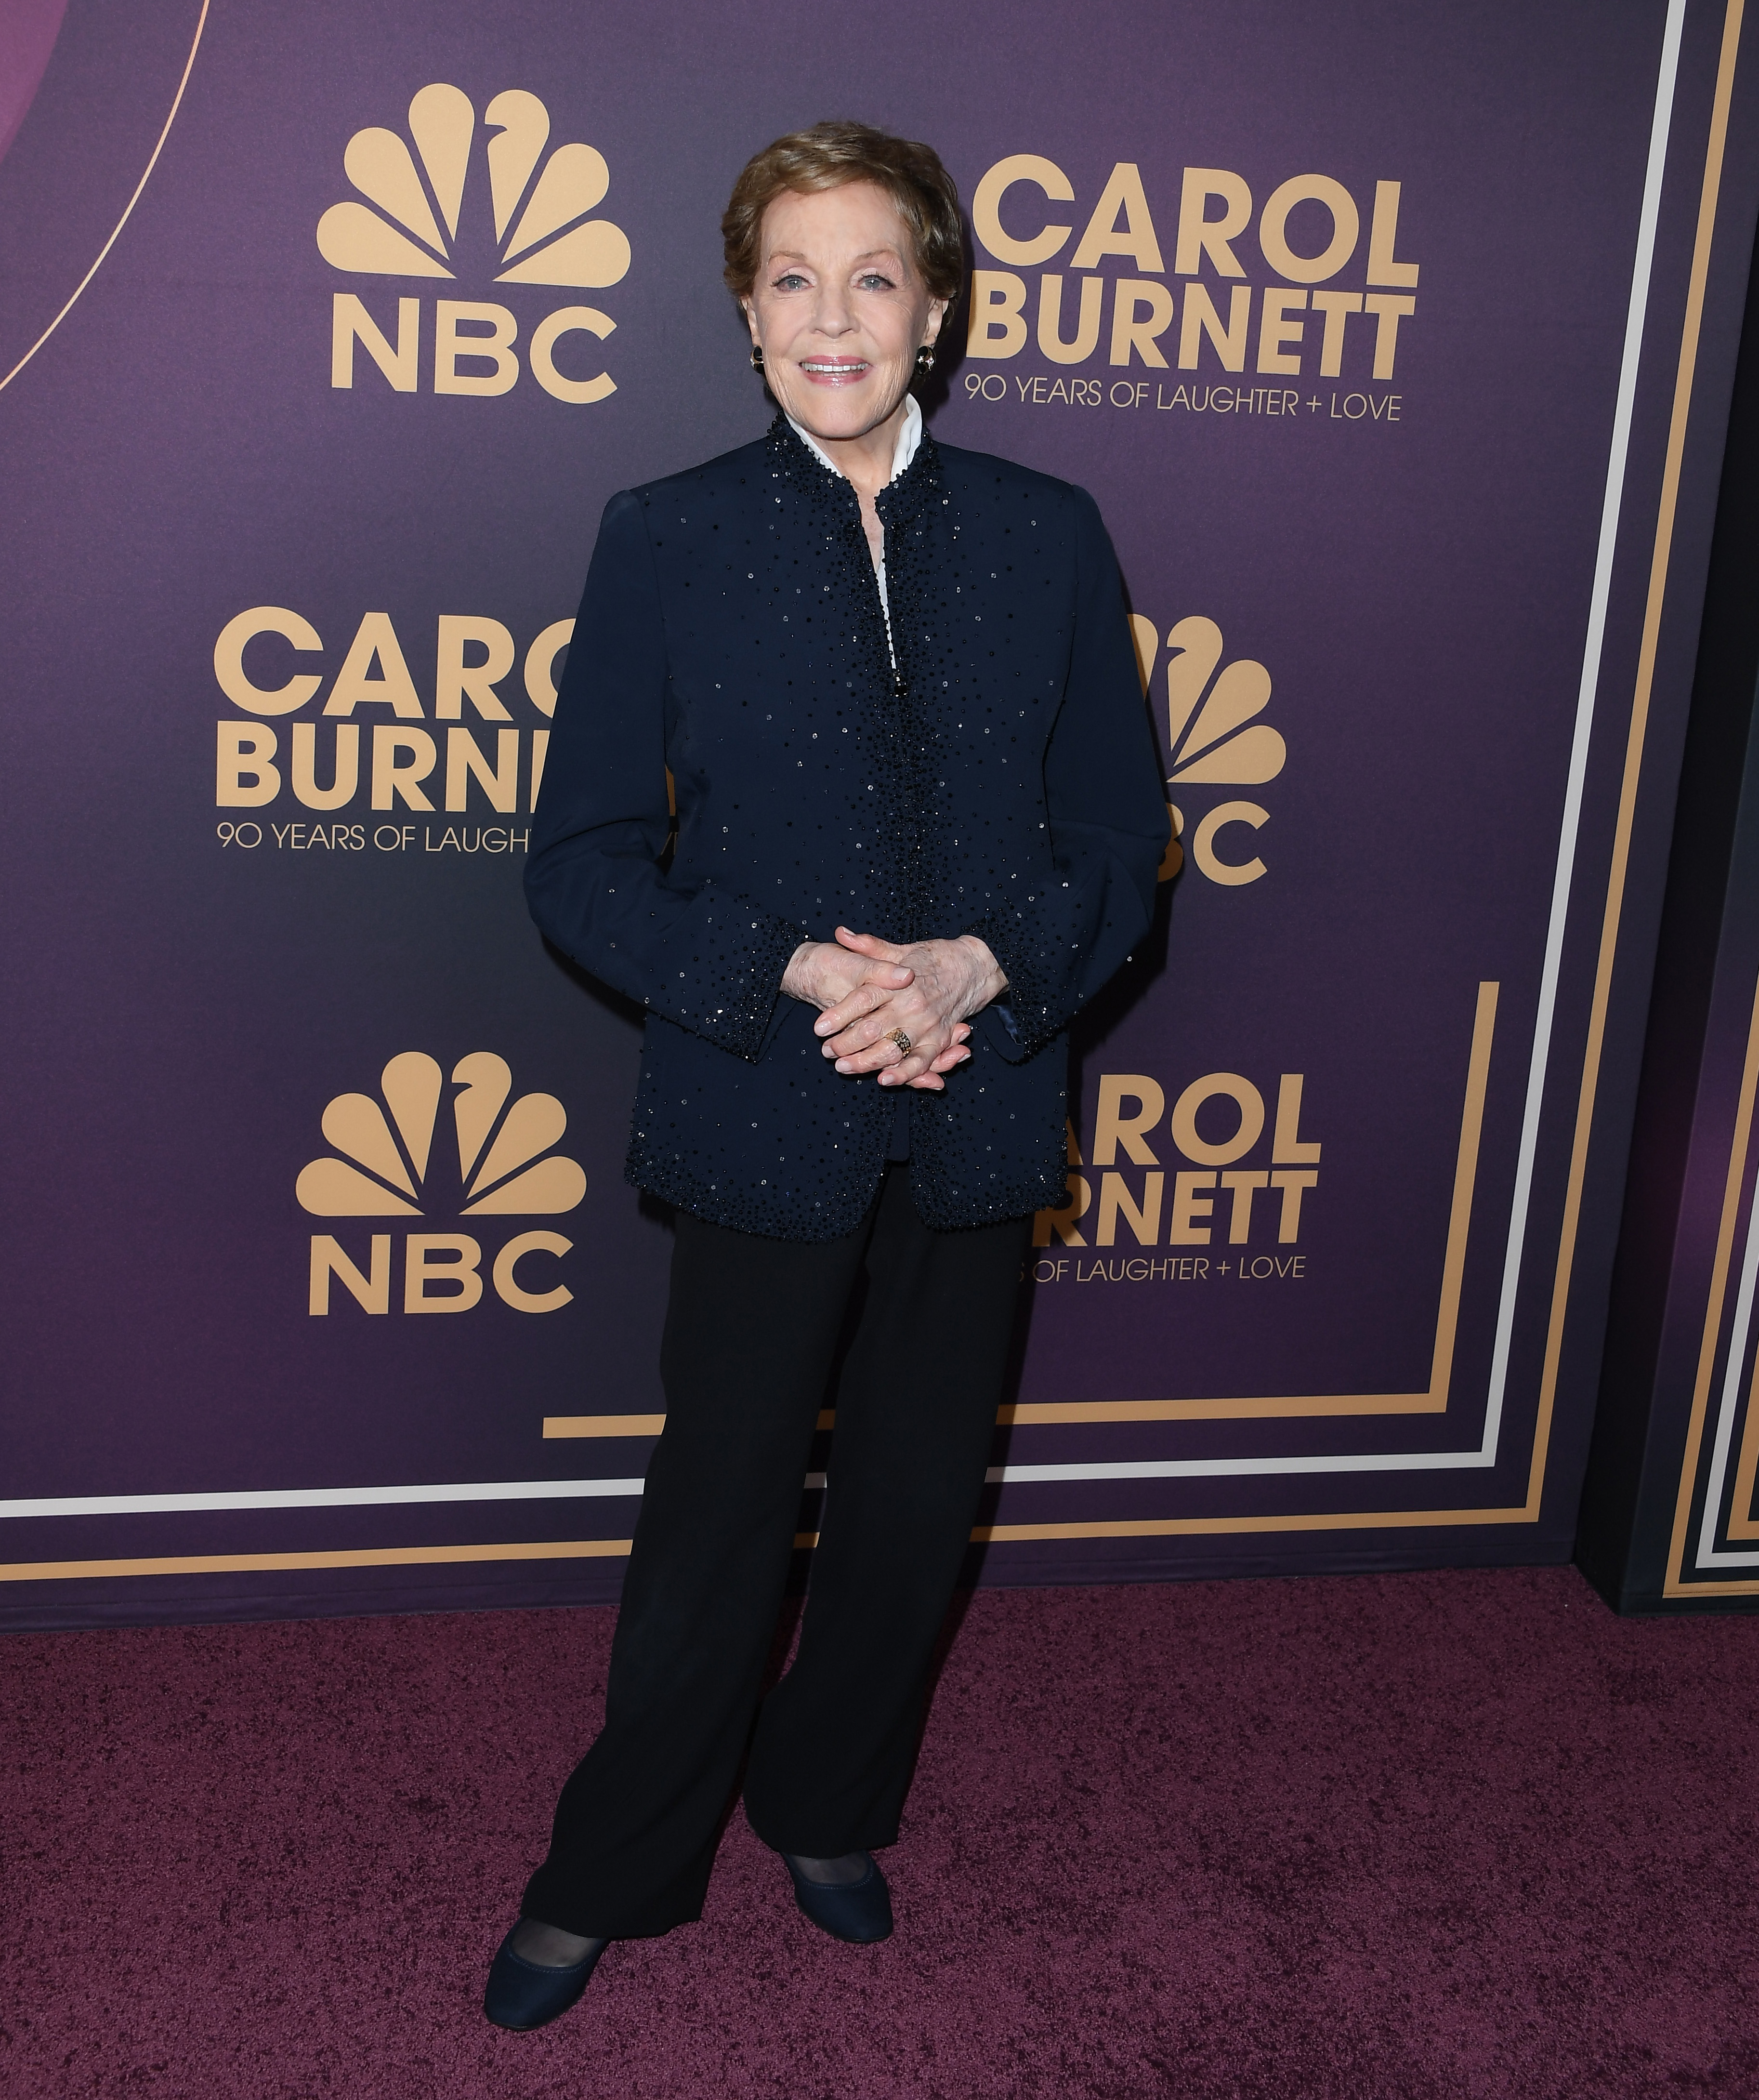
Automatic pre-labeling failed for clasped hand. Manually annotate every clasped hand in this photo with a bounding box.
[782,927,1008,1092]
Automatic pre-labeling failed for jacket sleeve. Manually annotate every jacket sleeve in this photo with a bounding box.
[524,490,806,1059]
[966,486,1170,1061]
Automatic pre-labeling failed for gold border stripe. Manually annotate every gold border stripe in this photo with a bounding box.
[1003,1395,1441,1423]
[0,1,212,396]
[545,1409,838,1437]
[544,1414,666,1438]
[1009,983,1499,1423]
[974,1505,1537,1543]
[1665,968,1759,1590]
[1531,0,1746,1519]
[1428,982,1499,1397]
[0,1538,633,1583]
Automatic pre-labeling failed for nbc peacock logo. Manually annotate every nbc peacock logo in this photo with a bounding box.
[1130,615,1286,888]
[297,1051,586,1316]
[316,84,630,404]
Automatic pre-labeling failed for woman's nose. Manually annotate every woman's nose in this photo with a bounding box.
[811,290,855,335]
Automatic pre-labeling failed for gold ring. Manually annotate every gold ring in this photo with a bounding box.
[885,1028,913,1055]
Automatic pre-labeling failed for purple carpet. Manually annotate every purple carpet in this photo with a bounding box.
[4,1566,1756,2098]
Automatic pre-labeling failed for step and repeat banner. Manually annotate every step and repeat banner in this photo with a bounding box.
[1,0,1755,1625]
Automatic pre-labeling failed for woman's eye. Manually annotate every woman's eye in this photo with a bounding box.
[774,273,808,291]
[857,274,895,291]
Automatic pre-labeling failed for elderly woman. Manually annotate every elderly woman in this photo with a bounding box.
[486,120,1168,2031]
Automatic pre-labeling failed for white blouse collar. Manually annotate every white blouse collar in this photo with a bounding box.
[786,393,922,486]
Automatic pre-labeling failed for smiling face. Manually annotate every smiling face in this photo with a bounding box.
[744,181,947,451]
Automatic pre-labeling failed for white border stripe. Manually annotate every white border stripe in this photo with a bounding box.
[1480,0,1687,1464]
[0,1470,831,1519]
[988,1451,1492,1483]
[1695,1143,1759,1567]
[995,0,1688,1497]
[0,1479,647,1519]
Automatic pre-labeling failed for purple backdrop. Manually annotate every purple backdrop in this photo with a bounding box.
[2,0,1755,1627]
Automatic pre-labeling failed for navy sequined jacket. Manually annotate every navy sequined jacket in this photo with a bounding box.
[525,417,1169,1241]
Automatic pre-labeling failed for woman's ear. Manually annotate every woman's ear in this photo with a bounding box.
[742,300,760,345]
[922,297,949,349]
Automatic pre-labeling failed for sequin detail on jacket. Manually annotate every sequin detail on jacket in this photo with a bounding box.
[525,417,1169,1240]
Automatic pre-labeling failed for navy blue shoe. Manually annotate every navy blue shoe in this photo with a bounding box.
[783,1852,894,1944]
[483,1924,606,2031]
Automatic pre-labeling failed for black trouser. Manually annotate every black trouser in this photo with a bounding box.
[521,1164,1031,1939]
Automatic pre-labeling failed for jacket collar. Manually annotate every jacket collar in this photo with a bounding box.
[787,392,922,481]
[764,410,940,531]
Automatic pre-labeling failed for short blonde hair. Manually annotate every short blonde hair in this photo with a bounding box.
[722,120,964,307]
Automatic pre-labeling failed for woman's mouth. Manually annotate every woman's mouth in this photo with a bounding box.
[798,358,871,386]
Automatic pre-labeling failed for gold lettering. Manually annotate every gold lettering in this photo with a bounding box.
[1178,285,1250,372]
[1109,278,1175,368]
[1096,1170,1165,1246]
[967,269,1030,358]
[330,293,418,391]
[1092,1075,1166,1165]
[1037,275,1105,364]
[1070,162,1164,272]
[1174,169,1251,276]
[972,155,1075,265]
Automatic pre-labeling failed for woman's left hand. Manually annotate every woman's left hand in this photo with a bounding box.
[814,927,1007,1088]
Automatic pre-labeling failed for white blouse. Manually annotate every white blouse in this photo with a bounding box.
[786,394,922,660]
